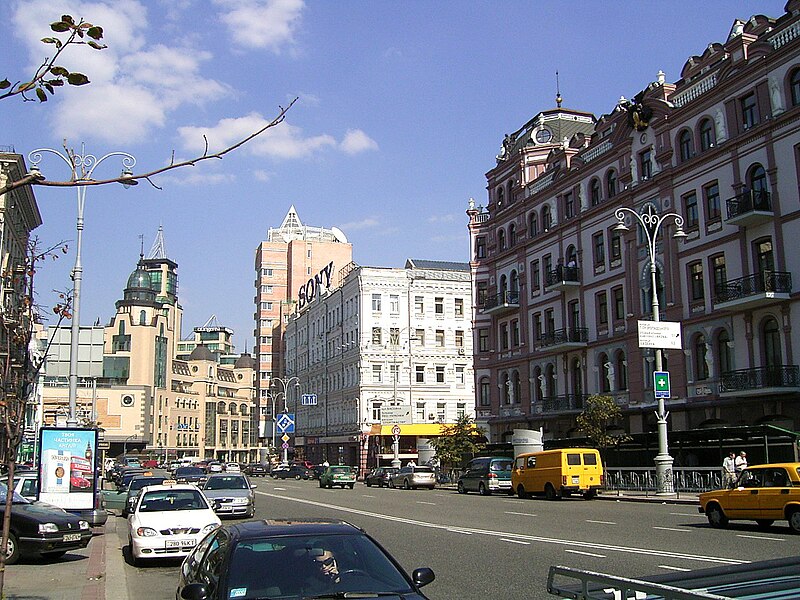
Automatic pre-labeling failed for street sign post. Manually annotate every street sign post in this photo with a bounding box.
[638,321,682,350]
[301,394,318,406]
[276,413,295,433]
[654,371,671,399]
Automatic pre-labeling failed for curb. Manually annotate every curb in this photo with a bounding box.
[103,517,129,600]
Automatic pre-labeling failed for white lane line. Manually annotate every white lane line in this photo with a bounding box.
[501,538,530,545]
[565,550,606,558]
[361,495,376,498]
[659,565,692,572]
[447,529,473,535]
[416,501,436,505]
[737,534,785,541]
[653,526,690,532]
[273,487,287,491]
[670,512,705,518]
[255,491,748,565]
[502,499,523,503]
[504,511,537,517]
[586,520,617,525]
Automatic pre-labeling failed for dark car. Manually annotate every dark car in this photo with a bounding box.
[364,467,399,488]
[310,464,327,480]
[175,466,207,485]
[176,519,434,600]
[0,482,92,564]
[122,474,171,516]
[273,465,311,480]
[242,463,267,478]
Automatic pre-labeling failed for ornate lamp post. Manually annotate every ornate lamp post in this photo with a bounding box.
[28,144,137,427]
[613,204,686,495]
[271,376,300,464]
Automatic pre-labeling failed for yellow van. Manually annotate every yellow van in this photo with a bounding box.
[511,448,603,500]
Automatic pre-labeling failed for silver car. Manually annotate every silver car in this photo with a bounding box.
[389,466,436,490]
[201,473,256,518]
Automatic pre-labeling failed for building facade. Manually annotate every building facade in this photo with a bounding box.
[468,5,800,454]
[285,259,475,471]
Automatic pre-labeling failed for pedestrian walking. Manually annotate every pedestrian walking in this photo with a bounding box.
[735,451,747,474]
[722,452,737,486]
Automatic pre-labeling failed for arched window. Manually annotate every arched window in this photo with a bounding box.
[217,401,226,413]
[499,274,508,294]
[139,310,147,325]
[678,130,694,162]
[570,358,582,396]
[565,245,577,267]
[717,329,733,374]
[533,367,543,402]
[616,351,628,391]
[509,223,517,247]
[695,334,709,381]
[791,68,800,107]
[542,205,552,231]
[599,352,610,393]
[545,363,556,397]
[529,212,539,237]
[510,270,519,293]
[507,180,515,203]
[699,118,714,151]
[497,186,505,207]
[590,178,601,206]
[240,404,248,416]
[763,317,782,369]
[497,228,506,251]
[749,163,768,193]
[229,402,237,415]
[606,169,617,198]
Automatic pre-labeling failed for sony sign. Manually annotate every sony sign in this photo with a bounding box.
[298,261,334,309]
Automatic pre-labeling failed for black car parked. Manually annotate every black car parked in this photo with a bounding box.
[177,519,434,600]
[0,483,92,564]
[272,465,311,480]
[174,466,207,485]
[364,467,399,487]
[242,463,267,477]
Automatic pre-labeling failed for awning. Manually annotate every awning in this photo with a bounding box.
[375,424,450,436]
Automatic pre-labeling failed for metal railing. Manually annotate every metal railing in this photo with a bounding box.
[545,265,580,287]
[719,365,800,392]
[483,290,519,311]
[538,327,588,348]
[603,466,723,496]
[713,271,791,303]
[541,394,589,412]
[725,189,772,219]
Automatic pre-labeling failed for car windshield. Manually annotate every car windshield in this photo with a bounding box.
[138,489,208,512]
[129,477,167,492]
[205,476,248,490]
[330,467,350,474]
[0,482,29,504]
[225,533,413,599]
[175,467,204,476]
[491,460,513,472]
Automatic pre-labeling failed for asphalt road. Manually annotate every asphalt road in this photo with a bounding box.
[112,478,800,599]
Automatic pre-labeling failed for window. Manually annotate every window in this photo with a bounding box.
[613,287,625,320]
[593,232,605,267]
[564,191,575,219]
[683,192,699,229]
[497,186,504,207]
[455,330,464,347]
[372,402,382,422]
[372,294,381,312]
[610,230,622,262]
[437,402,446,421]
[704,182,720,221]
[509,223,517,246]
[435,329,445,347]
[415,329,425,346]
[640,149,653,180]
[711,254,727,295]
[750,163,768,195]
[699,118,714,151]
[500,323,509,350]
[606,169,617,198]
[763,317,782,368]
[478,328,489,352]
[717,329,733,373]
[544,309,555,336]
[479,378,490,406]
[616,351,628,391]
[372,364,383,383]
[511,319,520,347]
[529,212,539,237]
[498,229,506,251]
[261,268,273,276]
[260,284,273,293]
[590,178,601,206]
[455,298,464,317]
[678,130,693,162]
[741,92,758,129]
[531,260,540,292]
[415,365,425,383]
[689,261,705,302]
[456,366,465,385]
[415,295,424,314]
[597,292,608,326]
[476,282,487,307]
[475,236,486,259]
[435,366,445,383]
[371,327,382,345]
[435,297,444,315]
[416,402,426,421]
[695,335,709,381]
[542,205,553,231]
[389,363,399,383]
[390,294,399,313]
[792,68,800,107]
[532,313,542,343]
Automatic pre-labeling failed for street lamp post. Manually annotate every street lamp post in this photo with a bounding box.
[613,204,687,495]
[28,144,136,427]
[122,433,137,457]
[271,376,300,464]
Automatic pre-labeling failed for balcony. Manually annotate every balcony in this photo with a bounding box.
[719,366,800,397]
[483,290,520,316]
[545,265,580,291]
[538,394,589,413]
[713,271,791,311]
[537,327,588,350]
[725,190,773,227]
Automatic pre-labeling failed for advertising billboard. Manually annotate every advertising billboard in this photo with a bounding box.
[37,427,98,510]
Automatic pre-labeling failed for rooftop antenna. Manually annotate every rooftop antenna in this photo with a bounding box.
[138,234,144,259]
[556,70,563,108]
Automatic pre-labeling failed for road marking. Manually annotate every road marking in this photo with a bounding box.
[273,487,287,491]
[447,529,473,535]
[586,520,616,525]
[670,512,705,518]
[565,550,605,558]
[653,526,690,532]
[501,538,530,545]
[416,501,436,505]
[737,534,785,541]
[504,511,536,517]
[658,565,692,572]
[255,490,749,566]
[502,499,523,503]
[361,494,376,498]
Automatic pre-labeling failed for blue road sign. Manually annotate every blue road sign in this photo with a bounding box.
[301,394,318,406]
[276,413,295,433]
[654,371,671,399]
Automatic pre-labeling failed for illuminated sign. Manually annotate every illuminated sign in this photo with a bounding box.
[298,261,334,309]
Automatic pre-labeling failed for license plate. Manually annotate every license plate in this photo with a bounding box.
[63,533,82,542]
[572,476,580,484]
[166,539,195,548]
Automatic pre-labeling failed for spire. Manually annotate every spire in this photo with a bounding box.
[147,225,167,260]
[278,205,303,232]
[555,70,562,108]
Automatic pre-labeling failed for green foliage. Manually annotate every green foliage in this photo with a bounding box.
[1,14,105,103]
[428,414,486,469]
[576,394,632,454]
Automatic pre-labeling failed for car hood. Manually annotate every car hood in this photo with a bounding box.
[202,489,251,500]
[131,508,219,529]
[7,502,84,526]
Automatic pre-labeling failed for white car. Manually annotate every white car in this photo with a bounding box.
[127,483,220,565]
[224,462,240,473]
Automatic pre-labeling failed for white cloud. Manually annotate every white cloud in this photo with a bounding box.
[340,129,379,155]
[340,217,380,231]
[253,169,272,181]
[158,172,236,186]
[427,214,457,224]
[213,0,304,51]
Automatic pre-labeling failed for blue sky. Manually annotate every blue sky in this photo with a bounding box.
[1,0,787,351]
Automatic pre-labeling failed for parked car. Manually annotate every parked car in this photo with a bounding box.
[103,473,171,517]
[457,456,514,496]
[224,462,241,473]
[319,465,356,489]
[206,461,224,473]
[270,463,291,478]
[243,463,267,477]
[273,465,311,480]
[511,448,603,500]
[174,466,207,485]
[128,482,220,566]
[176,519,435,599]
[201,473,256,518]
[699,462,800,532]
[389,466,436,490]
[15,472,109,527]
[364,467,399,488]
[0,481,92,564]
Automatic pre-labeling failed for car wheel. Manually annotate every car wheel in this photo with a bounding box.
[788,509,800,533]
[755,519,774,529]
[389,479,395,488]
[404,479,411,490]
[545,483,560,501]
[349,483,354,489]
[4,532,20,565]
[706,504,729,528]
[327,482,333,489]
[319,480,324,488]
[478,483,490,496]
[516,485,528,499]
[457,481,466,494]
[365,480,372,487]
[295,475,301,480]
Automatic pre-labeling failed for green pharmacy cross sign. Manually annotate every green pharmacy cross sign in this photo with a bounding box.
[654,371,671,399]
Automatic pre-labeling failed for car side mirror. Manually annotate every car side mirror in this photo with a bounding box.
[181,583,209,600]
[412,567,435,588]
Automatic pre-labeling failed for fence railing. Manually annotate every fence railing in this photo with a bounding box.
[603,466,723,496]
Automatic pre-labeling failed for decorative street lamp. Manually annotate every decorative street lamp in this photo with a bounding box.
[613,204,687,495]
[271,376,300,464]
[28,144,137,427]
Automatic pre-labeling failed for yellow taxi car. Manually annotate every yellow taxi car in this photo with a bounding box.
[698,462,800,532]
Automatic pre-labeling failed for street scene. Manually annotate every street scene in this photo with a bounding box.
[2,0,800,598]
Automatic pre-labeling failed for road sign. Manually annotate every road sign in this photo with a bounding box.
[381,405,411,424]
[391,425,401,436]
[281,434,290,443]
[654,371,671,399]
[281,442,289,449]
[638,320,682,350]
[98,441,110,450]
[301,394,318,406]
[276,413,295,433]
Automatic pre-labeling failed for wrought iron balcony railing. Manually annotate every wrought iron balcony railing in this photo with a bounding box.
[540,394,589,412]
[538,327,588,348]
[713,271,792,304]
[720,365,800,393]
[725,190,772,224]
[545,265,580,288]
[482,290,520,314]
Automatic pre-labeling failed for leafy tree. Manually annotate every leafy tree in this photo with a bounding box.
[428,415,486,471]
[576,394,632,462]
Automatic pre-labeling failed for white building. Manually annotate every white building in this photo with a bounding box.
[285,259,475,471]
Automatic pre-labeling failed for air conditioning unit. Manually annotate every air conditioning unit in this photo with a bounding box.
[458,348,466,355]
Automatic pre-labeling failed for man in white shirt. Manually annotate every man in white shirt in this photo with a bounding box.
[722,452,736,486]
[734,451,747,474]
